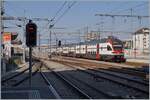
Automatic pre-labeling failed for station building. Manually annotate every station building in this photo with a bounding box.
[123,28,149,57]
[123,39,133,49]
[132,28,149,54]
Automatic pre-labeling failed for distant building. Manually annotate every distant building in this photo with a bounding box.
[85,31,100,41]
[132,28,149,53]
[123,39,133,49]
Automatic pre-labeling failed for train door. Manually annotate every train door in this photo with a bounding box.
[85,45,87,58]
[96,44,100,60]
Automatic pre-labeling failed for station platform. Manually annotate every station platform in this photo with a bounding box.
[125,55,149,64]
[126,58,149,64]
[2,62,28,78]
[2,87,56,99]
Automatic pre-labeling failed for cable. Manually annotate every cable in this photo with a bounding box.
[4,13,23,28]
[51,1,67,21]
[48,1,76,45]
[109,2,130,14]
[92,2,148,38]
[113,2,147,14]
[4,1,27,17]
[38,1,76,39]
[53,1,77,25]
[38,1,68,36]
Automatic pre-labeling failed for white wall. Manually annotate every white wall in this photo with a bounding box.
[132,33,149,50]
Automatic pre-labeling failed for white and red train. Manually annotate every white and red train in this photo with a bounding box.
[51,36,126,62]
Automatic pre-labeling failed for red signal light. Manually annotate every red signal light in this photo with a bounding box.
[29,27,34,30]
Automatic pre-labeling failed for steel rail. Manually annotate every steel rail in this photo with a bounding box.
[90,68,148,85]
[107,68,147,79]
[43,61,124,99]
[11,62,42,87]
[12,68,39,87]
[79,69,149,94]
[52,58,147,84]
[57,62,149,94]
[40,71,61,99]
[43,62,92,99]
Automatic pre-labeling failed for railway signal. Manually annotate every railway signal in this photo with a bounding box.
[58,40,61,47]
[26,20,37,87]
[26,20,37,47]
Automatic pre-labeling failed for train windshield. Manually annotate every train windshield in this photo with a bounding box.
[107,45,112,51]
[113,45,123,50]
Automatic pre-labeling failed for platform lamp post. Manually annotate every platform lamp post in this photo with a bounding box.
[49,30,52,58]
[49,24,54,58]
[78,29,81,54]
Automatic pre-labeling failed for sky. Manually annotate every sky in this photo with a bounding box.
[4,0,149,45]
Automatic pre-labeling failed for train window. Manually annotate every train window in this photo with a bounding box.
[107,45,112,51]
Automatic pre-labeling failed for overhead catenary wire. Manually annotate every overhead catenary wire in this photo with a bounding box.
[98,3,147,24]
[38,1,68,37]
[85,2,147,28]
[94,2,148,36]
[52,1,77,26]
[112,2,147,14]
[4,13,22,26]
[48,1,77,46]
[109,2,131,14]
[43,1,77,41]
[51,1,67,21]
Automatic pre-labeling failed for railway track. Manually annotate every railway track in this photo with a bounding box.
[2,62,41,87]
[104,67,148,80]
[51,57,148,79]
[90,68,148,85]
[40,62,93,99]
[49,59,148,99]
[40,69,61,99]
[40,60,130,99]
[60,59,149,86]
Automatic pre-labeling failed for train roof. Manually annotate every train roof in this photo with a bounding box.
[86,38,107,44]
[85,36,123,45]
[62,36,123,46]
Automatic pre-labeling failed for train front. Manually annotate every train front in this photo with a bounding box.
[109,37,126,62]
